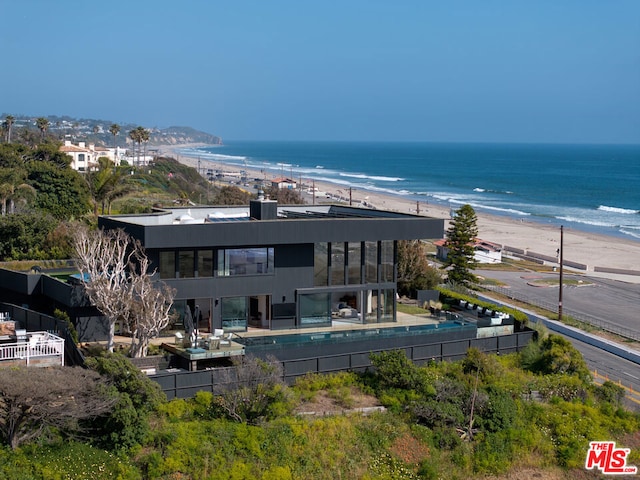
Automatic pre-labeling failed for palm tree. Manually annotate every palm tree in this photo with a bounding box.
[128,126,150,167]
[3,115,15,143]
[86,157,129,215]
[109,123,121,164]
[35,117,50,141]
[140,127,150,165]
[0,169,36,215]
[128,128,141,166]
[6,183,36,214]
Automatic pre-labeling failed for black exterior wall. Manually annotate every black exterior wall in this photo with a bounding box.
[98,205,445,330]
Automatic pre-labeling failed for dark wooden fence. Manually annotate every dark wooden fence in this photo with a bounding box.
[151,329,534,399]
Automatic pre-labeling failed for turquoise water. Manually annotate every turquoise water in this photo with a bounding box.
[181,141,640,240]
[234,320,472,348]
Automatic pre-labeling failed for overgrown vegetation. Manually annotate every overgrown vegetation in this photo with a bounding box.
[0,132,243,262]
[0,338,637,478]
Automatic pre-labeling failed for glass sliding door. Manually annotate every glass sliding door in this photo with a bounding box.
[221,297,247,331]
[381,288,395,322]
[364,289,378,323]
[299,293,331,327]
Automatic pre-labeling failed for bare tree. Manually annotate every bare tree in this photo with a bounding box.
[127,250,176,358]
[0,366,114,449]
[73,226,134,352]
[214,355,288,424]
[73,225,175,356]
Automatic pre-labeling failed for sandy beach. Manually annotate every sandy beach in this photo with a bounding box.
[159,144,640,283]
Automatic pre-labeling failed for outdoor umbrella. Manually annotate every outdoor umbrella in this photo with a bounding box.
[193,305,201,331]
[184,306,194,345]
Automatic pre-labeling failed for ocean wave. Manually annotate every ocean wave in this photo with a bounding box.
[598,205,639,215]
[473,187,513,195]
[556,215,616,228]
[339,172,404,182]
[429,194,532,216]
[186,151,248,162]
[469,203,531,216]
[620,228,640,240]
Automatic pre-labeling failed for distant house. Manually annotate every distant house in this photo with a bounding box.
[271,177,297,190]
[435,238,503,264]
[59,141,123,171]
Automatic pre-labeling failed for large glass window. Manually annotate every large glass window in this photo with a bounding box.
[364,289,378,323]
[178,251,195,278]
[347,242,362,284]
[159,251,175,279]
[221,297,247,331]
[217,247,274,276]
[197,250,213,277]
[299,293,331,326]
[381,288,395,322]
[330,242,345,286]
[380,240,395,282]
[314,242,328,286]
[365,241,377,284]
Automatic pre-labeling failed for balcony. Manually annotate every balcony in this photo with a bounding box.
[0,331,65,367]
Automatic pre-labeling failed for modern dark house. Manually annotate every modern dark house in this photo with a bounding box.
[98,198,445,333]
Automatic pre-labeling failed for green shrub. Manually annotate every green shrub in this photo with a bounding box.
[472,430,514,474]
[369,350,432,393]
[157,398,194,420]
[84,352,166,449]
[594,380,626,406]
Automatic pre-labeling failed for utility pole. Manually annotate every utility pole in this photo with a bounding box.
[349,187,353,206]
[416,201,420,215]
[558,225,564,321]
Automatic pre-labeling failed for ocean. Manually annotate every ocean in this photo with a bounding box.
[178,141,640,241]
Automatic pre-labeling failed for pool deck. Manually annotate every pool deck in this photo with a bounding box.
[239,311,443,339]
[153,312,446,371]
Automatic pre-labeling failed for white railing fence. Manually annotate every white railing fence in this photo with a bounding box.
[0,332,65,366]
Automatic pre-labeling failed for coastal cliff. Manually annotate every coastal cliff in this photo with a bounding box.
[1,115,223,147]
[149,126,222,146]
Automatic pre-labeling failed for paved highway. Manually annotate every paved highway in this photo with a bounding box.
[569,338,640,409]
[478,269,640,337]
[477,269,640,409]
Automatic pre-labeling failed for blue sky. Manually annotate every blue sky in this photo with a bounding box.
[2,1,639,143]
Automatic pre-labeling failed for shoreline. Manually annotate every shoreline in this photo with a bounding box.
[157,144,640,283]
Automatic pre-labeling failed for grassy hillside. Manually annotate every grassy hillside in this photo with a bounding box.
[1,341,638,479]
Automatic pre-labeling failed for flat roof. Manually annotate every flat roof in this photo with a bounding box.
[101,204,435,227]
